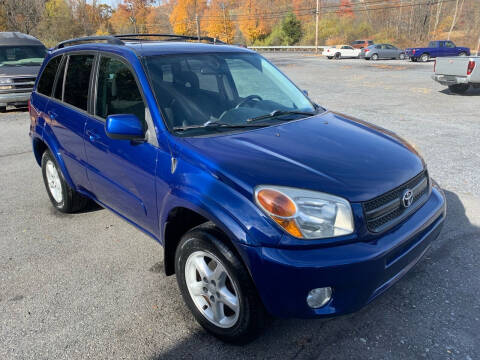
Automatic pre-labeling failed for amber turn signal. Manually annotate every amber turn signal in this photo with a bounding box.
[257,189,297,217]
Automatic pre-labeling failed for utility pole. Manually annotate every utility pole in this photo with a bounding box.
[315,0,319,53]
[221,3,228,42]
[196,14,201,41]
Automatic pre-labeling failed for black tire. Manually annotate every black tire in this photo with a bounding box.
[41,150,89,213]
[334,52,341,60]
[365,57,370,60]
[175,223,268,344]
[399,53,406,60]
[448,84,470,94]
[420,53,430,62]
[327,56,333,59]
[371,53,379,61]
[0,106,6,112]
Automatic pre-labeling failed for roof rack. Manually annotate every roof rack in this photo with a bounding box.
[114,34,225,44]
[54,33,225,50]
[55,35,124,49]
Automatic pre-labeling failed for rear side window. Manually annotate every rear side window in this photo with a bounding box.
[64,54,94,111]
[54,57,66,100]
[95,56,145,123]
[37,56,62,96]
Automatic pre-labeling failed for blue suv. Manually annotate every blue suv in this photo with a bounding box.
[29,34,446,343]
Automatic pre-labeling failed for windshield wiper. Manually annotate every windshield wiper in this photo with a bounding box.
[247,110,315,123]
[173,122,268,132]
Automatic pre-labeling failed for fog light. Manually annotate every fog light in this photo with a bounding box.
[306,287,332,308]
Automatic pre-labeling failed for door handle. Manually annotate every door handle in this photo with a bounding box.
[47,111,58,120]
[86,130,100,142]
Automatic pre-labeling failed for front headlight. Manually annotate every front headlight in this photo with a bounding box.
[254,186,354,239]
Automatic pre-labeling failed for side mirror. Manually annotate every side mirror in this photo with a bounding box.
[302,89,309,97]
[105,114,144,141]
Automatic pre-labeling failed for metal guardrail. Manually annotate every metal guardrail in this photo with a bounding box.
[248,45,325,52]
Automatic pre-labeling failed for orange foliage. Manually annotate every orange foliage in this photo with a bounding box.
[337,0,354,18]
[170,0,207,36]
[110,4,134,34]
[238,0,270,44]
[202,0,235,43]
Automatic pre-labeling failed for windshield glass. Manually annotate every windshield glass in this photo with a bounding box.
[0,45,46,67]
[144,52,316,136]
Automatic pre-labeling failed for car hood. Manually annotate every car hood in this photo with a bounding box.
[0,65,41,77]
[182,111,424,202]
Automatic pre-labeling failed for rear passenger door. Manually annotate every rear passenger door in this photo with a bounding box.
[84,54,158,234]
[44,53,94,189]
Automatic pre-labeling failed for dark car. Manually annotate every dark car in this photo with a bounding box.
[362,44,406,60]
[0,32,46,111]
[351,39,374,49]
[29,34,446,343]
[406,40,470,62]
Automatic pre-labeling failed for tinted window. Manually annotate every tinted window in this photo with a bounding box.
[428,41,438,48]
[64,55,94,111]
[375,45,381,49]
[54,57,66,100]
[445,41,455,48]
[368,41,374,45]
[37,56,62,96]
[96,56,145,123]
[386,44,395,49]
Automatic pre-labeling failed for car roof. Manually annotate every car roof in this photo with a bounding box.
[0,32,45,47]
[48,41,254,58]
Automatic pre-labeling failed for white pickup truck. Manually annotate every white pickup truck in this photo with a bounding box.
[432,56,479,93]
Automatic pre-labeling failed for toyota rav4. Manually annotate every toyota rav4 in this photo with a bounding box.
[29,34,446,343]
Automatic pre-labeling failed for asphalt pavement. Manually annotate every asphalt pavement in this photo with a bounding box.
[0,54,479,359]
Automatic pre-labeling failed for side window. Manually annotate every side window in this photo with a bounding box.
[96,56,145,123]
[37,56,62,96]
[368,41,374,45]
[376,45,381,49]
[53,57,67,100]
[446,41,455,48]
[64,54,94,111]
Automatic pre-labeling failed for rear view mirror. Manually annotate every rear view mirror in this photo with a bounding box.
[105,114,144,141]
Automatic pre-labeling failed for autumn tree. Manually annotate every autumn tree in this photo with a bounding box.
[338,0,354,18]
[281,12,302,45]
[238,0,270,44]
[170,0,207,36]
[38,0,79,46]
[2,0,45,35]
[145,4,173,33]
[202,0,235,43]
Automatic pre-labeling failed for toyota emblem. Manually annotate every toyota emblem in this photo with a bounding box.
[402,189,414,208]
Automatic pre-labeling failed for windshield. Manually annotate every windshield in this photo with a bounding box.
[144,52,316,136]
[0,45,46,67]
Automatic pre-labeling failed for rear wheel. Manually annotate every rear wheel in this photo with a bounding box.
[458,52,467,56]
[334,52,341,60]
[371,53,379,61]
[448,84,470,94]
[420,53,430,62]
[0,106,6,112]
[327,56,333,59]
[175,224,268,344]
[41,150,89,213]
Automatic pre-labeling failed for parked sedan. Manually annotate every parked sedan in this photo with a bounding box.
[362,44,406,60]
[324,45,361,59]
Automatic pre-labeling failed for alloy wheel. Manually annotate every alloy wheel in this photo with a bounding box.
[45,160,63,203]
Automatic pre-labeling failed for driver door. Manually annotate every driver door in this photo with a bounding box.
[84,54,159,234]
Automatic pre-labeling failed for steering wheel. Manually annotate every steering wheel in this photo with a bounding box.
[235,95,263,109]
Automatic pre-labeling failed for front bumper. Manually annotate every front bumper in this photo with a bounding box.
[240,186,446,318]
[432,74,469,86]
[0,92,31,106]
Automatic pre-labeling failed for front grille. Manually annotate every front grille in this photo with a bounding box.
[363,170,430,233]
[12,77,36,90]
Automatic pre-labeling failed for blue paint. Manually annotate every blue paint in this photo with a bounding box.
[29,41,446,318]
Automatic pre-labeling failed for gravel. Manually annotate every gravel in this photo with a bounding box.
[0,54,479,359]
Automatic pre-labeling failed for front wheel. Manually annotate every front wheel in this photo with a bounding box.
[0,106,6,112]
[334,52,341,60]
[41,150,89,213]
[175,224,267,344]
[327,56,333,59]
[399,53,406,60]
[448,84,470,94]
[420,53,430,62]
